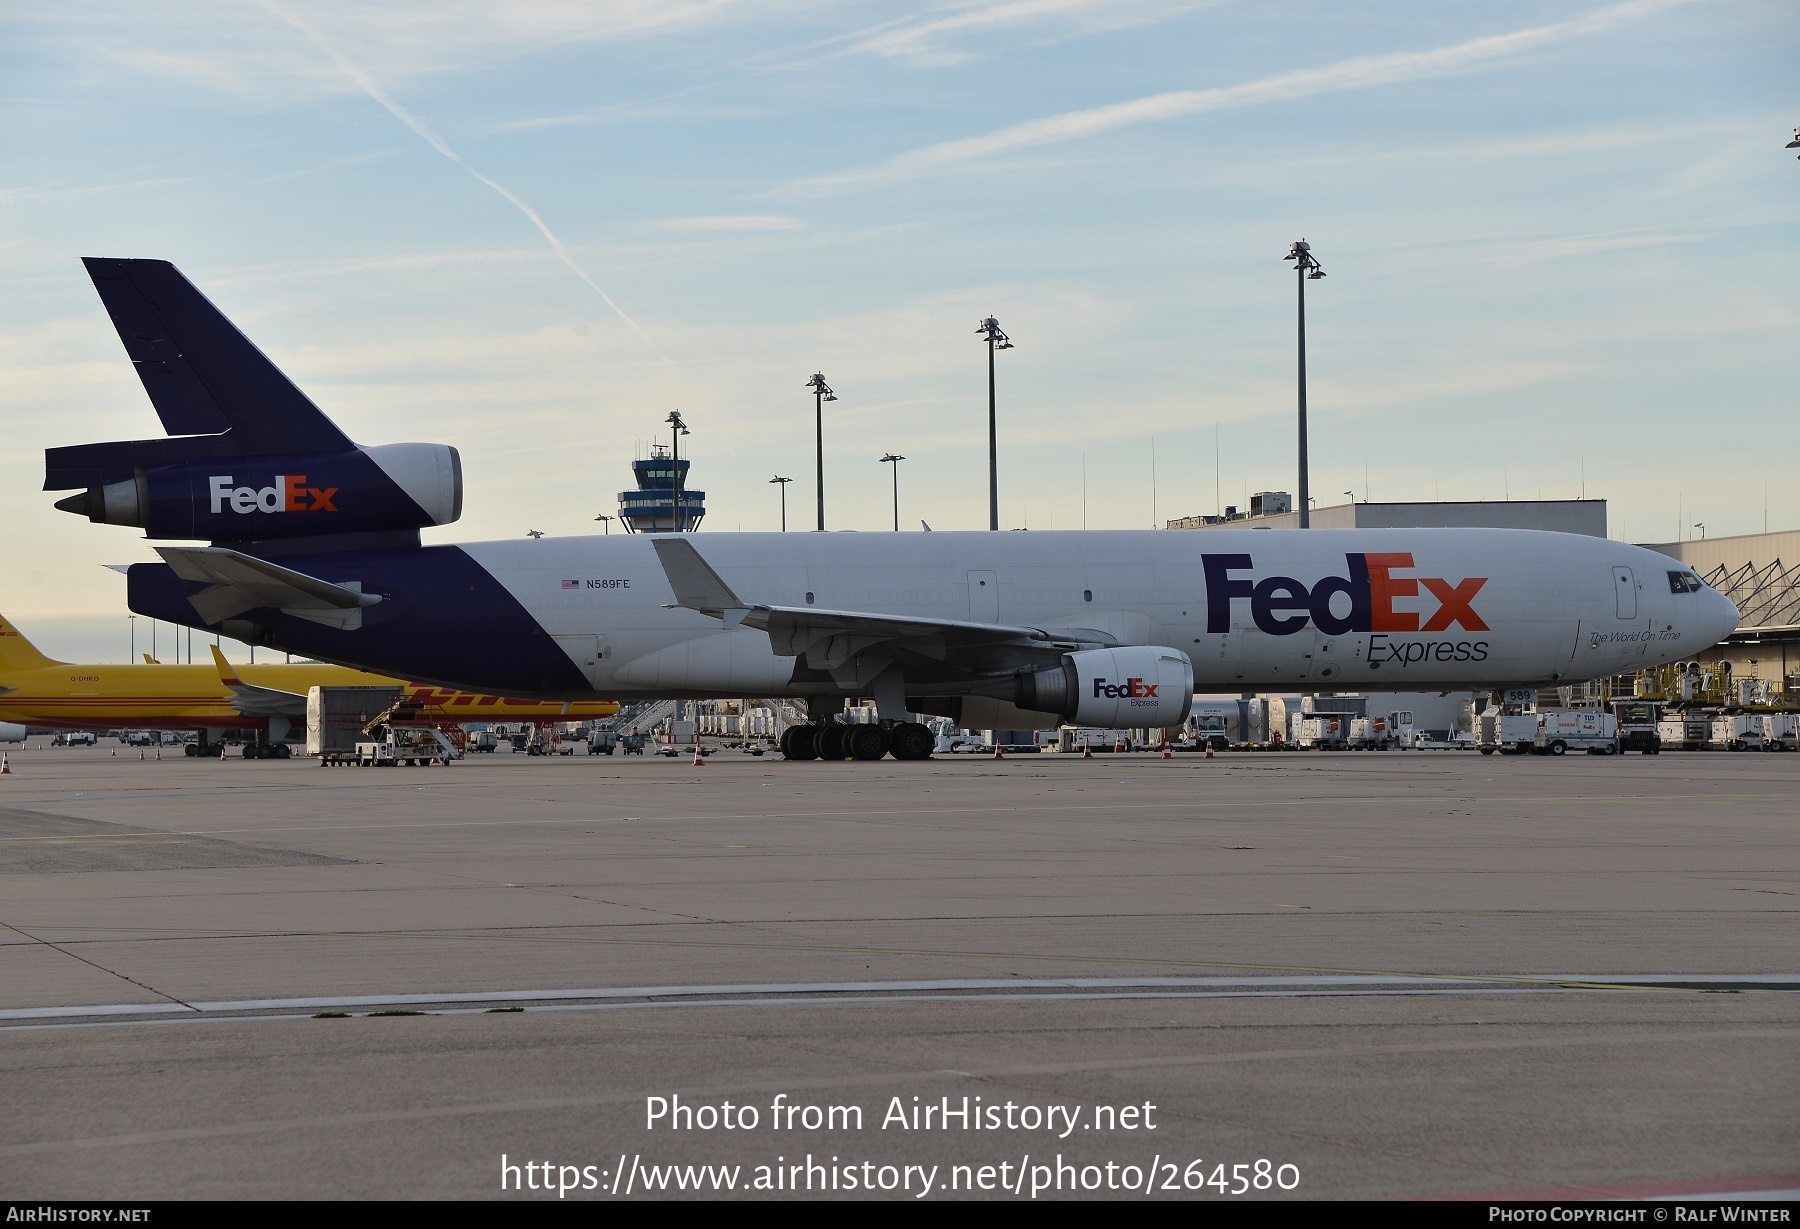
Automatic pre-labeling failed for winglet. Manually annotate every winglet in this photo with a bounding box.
[208,643,243,689]
[650,538,753,627]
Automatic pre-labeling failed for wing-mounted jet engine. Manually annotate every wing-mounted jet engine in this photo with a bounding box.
[45,258,461,544]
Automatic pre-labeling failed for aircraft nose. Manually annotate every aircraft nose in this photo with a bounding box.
[1707,588,1741,647]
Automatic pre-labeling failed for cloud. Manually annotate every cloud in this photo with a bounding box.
[51,0,766,97]
[784,0,1705,196]
[652,215,805,232]
[847,0,1203,67]
[252,0,672,369]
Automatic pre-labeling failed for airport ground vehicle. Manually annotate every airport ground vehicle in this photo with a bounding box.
[1712,714,1765,751]
[587,726,617,755]
[471,730,498,752]
[1477,712,1538,756]
[621,732,647,755]
[1657,714,1710,750]
[61,731,98,747]
[1535,710,1619,756]
[1610,700,1662,754]
[51,258,1741,764]
[1762,713,1798,751]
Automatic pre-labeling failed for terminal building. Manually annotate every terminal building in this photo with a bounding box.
[1168,493,1607,536]
[1645,530,1800,696]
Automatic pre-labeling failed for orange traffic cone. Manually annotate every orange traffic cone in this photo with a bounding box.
[110,747,116,757]
[1113,734,1125,754]
[1082,740,1092,758]
[692,745,705,766]
[1204,745,1215,759]
[992,743,1004,759]
[155,748,162,760]
[138,750,145,761]
[1161,740,1173,760]
[0,752,10,775]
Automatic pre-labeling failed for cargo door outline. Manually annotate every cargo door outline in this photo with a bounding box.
[553,633,610,689]
[967,570,999,623]
[1612,566,1637,620]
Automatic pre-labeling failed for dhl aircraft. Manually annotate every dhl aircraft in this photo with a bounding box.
[0,612,618,757]
[46,259,1740,762]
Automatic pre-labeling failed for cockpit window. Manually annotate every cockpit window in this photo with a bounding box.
[1667,571,1702,593]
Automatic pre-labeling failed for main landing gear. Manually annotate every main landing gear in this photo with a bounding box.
[779,721,935,762]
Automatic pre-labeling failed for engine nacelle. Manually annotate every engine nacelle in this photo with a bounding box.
[0,722,27,743]
[55,443,461,540]
[1016,646,1195,729]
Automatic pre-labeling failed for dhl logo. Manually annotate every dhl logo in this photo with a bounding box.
[209,475,338,515]
[1204,552,1488,637]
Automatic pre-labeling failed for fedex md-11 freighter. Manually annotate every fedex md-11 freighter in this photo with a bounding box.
[45,259,1740,761]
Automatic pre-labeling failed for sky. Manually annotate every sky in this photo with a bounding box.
[1,0,1795,661]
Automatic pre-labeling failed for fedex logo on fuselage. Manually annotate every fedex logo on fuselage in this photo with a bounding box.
[1204,552,1488,636]
[208,475,338,515]
[1094,676,1159,700]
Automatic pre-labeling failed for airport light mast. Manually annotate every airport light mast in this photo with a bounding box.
[666,409,690,533]
[880,453,905,531]
[1284,239,1325,529]
[593,513,612,535]
[977,317,1013,531]
[806,373,836,531]
[770,475,791,532]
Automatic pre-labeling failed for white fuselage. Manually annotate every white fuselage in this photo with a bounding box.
[455,527,1738,699]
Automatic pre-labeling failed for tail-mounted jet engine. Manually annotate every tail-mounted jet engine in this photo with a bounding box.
[53,442,461,540]
[1015,646,1195,729]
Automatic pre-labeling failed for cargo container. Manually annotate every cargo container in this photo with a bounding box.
[306,686,403,762]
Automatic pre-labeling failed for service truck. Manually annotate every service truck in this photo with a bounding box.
[1477,712,1538,756]
[1761,713,1798,751]
[1610,700,1662,754]
[1711,714,1765,751]
[1535,709,1619,756]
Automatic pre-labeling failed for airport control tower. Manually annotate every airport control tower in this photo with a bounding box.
[618,443,705,533]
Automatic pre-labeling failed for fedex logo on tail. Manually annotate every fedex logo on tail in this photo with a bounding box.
[208,475,339,515]
[1094,676,1159,700]
[1204,552,1488,636]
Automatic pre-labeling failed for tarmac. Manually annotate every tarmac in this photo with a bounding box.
[0,740,1795,1200]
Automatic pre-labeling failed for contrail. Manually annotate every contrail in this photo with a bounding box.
[255,0,671,369]
[786,0,1703,196]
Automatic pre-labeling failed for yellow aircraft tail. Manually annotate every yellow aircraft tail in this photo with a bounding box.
[0,613,63,671]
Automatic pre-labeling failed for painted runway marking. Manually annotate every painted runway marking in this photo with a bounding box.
[4,972,1795,1026]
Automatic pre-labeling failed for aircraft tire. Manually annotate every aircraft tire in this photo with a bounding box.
[889,722,935,761]
[847,724,889,761]
[781,725,819,761]
[815,723,850,761]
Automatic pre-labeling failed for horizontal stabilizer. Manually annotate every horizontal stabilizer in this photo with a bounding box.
[81,257,353,453]
[156,546,380,628]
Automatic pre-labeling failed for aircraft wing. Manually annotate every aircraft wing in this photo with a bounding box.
[156,546,382,628]
[208,644,307,718]
[650,538,1111,662]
